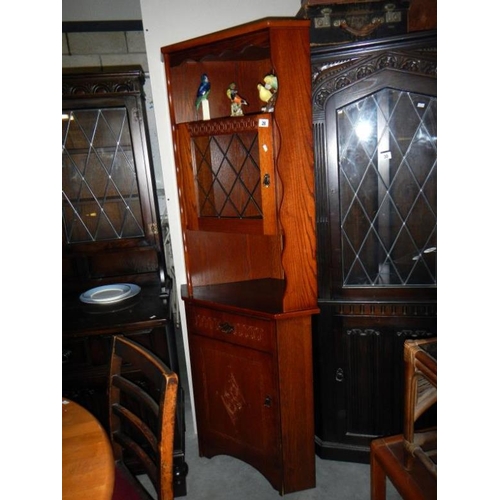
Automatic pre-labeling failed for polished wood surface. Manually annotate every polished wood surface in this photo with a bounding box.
[162,18,318,313]
[62,398,115,500]
[161,18,318,495]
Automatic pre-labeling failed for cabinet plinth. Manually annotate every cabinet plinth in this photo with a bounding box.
[162,19,318,495]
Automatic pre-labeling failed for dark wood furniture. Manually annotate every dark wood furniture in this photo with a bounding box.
[161,18,318,495]
[62,398,115,500]
[310,31,437,463]
[109,336,179,500]
[370,338,437,500]
[62,68,187,496]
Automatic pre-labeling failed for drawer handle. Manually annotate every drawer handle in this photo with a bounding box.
[264,396,272,407]
[218,322,235,335]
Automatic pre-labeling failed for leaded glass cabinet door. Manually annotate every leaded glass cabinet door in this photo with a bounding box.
[324,70,437,299]
[62,69,165,292]
[62,107,146,243]
[176,114,277,235]
[337,88,436,287]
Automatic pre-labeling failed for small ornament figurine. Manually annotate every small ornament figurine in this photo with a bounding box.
[195,73,211,120]
[257,71,278,112]
[226,82,248,116]
[263,73,278,93]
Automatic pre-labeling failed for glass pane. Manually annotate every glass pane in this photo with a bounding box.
[62,108,145,243]
[337,88,437,286]
[192,131,262,219]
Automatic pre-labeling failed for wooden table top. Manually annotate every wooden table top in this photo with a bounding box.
[62,398,115,500]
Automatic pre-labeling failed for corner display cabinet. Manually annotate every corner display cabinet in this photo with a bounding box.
[62,68,188,496]
[310,31,437,463]
[161,19,318,495]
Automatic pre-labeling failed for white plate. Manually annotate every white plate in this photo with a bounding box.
[79,283,141,304]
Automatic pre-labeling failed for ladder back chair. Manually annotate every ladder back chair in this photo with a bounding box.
[109,335,179,500]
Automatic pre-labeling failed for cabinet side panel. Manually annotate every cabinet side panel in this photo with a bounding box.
[276,316,316,493]
[271,27,317,311]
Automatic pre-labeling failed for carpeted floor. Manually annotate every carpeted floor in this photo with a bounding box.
[138,331,402,499]
[140,392,401,499]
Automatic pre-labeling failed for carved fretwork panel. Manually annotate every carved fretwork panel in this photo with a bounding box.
[312,50,437,114]
[62,71,144,97]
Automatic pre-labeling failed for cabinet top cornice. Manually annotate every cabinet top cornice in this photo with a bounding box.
[62,67,145,98]
[161,17,310,66]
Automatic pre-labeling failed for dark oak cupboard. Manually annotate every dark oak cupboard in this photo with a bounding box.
[310,31,437,463]
[161,18,318,495]
[61,68,188,496]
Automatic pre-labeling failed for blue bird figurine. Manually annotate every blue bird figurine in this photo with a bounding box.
[195,73,211,110]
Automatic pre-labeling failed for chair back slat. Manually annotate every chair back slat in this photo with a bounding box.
[109,335,178,500]
[111,402,158,451]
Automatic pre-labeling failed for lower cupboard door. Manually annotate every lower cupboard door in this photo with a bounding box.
[189,333,282,486]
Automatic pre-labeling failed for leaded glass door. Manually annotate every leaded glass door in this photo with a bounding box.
[177,114,277,235]
[62,107,145,243]
[337,88,437,286]
[323,69,438,297]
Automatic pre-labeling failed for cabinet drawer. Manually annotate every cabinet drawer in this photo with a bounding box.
[186,305,275,353]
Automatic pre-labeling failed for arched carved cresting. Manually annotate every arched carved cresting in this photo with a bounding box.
[309,32,437,464]
[312,50,437,113]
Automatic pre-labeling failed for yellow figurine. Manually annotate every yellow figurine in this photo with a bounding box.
[258,72,278,112]
[263,73,278,92]
[257,83,273,104]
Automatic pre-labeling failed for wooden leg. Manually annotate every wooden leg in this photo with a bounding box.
[370,445,386,500]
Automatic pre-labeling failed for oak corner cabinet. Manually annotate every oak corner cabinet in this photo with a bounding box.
[161,18,318,495]
[310,31,437,463]
[61,67,188,496]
